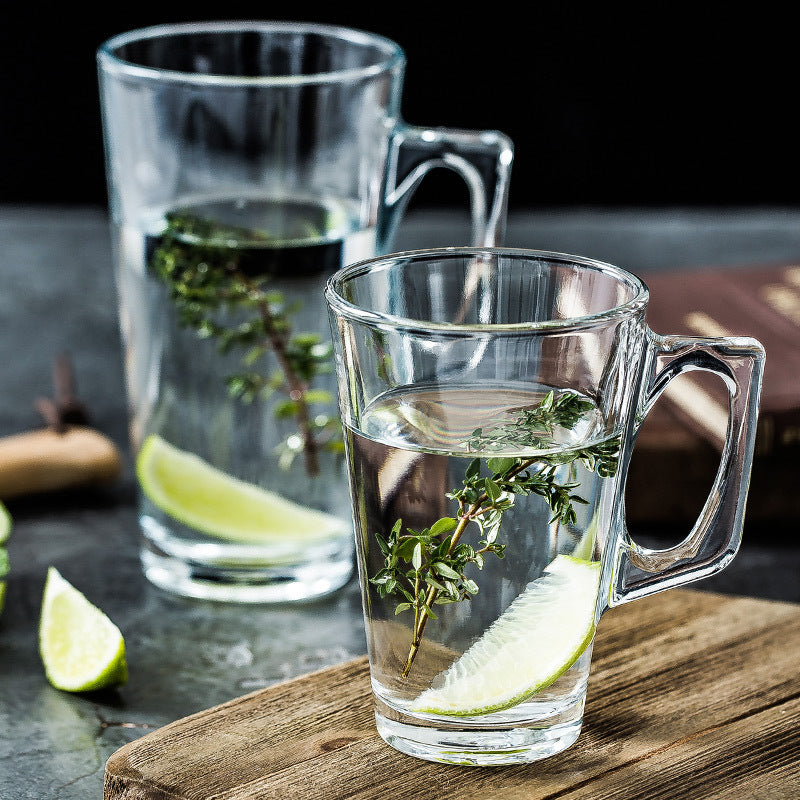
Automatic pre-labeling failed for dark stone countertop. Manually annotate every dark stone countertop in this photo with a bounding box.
[1,204,799,799]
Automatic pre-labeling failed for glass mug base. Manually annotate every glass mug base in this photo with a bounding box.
[139,516,354,603]
[373,695,586,766]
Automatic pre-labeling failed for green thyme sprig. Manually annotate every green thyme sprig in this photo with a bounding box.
[370,390,620,677]
[149,212,343,477]
[465,390,597,452]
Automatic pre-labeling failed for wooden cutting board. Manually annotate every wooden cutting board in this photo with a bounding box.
[104,589,800,799]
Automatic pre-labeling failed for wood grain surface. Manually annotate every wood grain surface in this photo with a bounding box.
[103,589,800,799]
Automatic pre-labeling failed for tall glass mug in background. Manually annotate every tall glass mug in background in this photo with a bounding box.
[325,247,764,765]
[96,22,513,602]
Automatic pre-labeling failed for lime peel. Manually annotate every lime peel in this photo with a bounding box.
[0,501,11,617]
[39,567,128,692]
[409,555,600,717]
[0,501,11,546]
[136,434,348,544]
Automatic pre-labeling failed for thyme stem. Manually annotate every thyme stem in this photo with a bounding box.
[238,271,320,476]
[403,499,479,677]
[402,459,538,677]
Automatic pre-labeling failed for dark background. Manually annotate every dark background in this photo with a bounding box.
[2,6,798,211]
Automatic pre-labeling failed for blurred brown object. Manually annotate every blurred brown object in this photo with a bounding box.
[627,399,800,526]
[643,262,800,458]
[0,353,122,499]
[627,262,800,527]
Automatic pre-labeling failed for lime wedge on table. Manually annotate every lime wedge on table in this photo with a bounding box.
[0,501,11,546]
[136,434,347,544]
[0,501,12,616]
[409,555,601,717]
[39,567,127,692]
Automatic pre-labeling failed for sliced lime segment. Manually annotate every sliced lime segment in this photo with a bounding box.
[409,555,601,716]
[1,502,12,617]
[571,514,598,561]
[39,567,127,692]
[135,434,348,544]
[0,501,11,546]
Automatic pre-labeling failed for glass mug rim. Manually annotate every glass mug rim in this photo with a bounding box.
[324,246,650,335]
[97,20,405,87]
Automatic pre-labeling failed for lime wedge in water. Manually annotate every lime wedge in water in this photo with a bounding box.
[135,434,348,544]
[409,555,601,716]
[39,567,128,692]
[571,514,598,561]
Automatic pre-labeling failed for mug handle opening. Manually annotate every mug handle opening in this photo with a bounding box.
[605,333,766,609]
[380,125,514,249]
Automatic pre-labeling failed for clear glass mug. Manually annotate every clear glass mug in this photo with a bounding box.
[96,22,513,602]
[325,247,765,766]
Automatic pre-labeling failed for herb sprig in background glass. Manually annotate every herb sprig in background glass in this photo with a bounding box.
[150,212,343,477]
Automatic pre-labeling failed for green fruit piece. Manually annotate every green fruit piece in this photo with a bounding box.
[0,501,11,546]
[409,555,601,716]
[0,503,11,617]
[38,567,128,692]
[571,513,598,561]
[135,434,348,544]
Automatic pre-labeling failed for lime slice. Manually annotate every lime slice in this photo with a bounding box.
[0,501,11,546]
[409,555,601,716]
[0,502,12,616]
[571,514,598,561]
[136,434,348,544]
[38,567,127,692]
